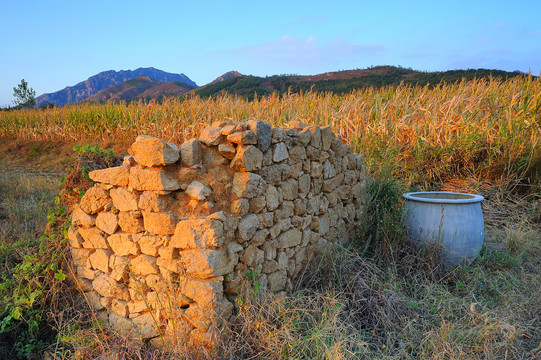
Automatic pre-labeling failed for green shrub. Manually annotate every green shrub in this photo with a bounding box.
[357,170,408,263]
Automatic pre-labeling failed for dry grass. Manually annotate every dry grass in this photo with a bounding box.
[0,172,61,268]
[1,75,540,186]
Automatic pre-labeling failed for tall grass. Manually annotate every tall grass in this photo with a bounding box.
[1,75,540,185]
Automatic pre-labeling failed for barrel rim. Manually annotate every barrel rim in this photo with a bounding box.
[402,191,484,204]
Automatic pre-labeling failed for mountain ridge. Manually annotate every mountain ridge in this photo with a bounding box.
[193,66,529,100]
[35,67,197,107]
[35,66,530,106]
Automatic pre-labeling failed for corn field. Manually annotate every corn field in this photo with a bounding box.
[1,75,540,186]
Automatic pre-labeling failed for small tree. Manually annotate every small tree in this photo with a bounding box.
[13,79,36,108]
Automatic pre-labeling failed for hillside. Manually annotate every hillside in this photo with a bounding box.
[138,81,197,100]
[86,76,198,103]
[207,70,243,85]
[35,67,197,107]
[86,76,163,102]
[194,66,528,100]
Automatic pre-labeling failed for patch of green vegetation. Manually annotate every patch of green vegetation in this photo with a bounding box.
[0,185,67,358]
[0,145,122,358]
[193,66,528,100]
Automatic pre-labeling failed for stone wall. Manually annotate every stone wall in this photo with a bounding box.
[68,120,367,346]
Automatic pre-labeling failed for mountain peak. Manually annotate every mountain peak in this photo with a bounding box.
[35,68,197,107]
[209,71,242,85]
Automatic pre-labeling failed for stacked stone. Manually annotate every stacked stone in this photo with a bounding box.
[220,120,366,295]
[68,120,366,346]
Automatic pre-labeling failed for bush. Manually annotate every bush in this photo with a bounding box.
[357,170,408,263]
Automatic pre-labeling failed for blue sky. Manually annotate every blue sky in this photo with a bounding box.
[1,0,540,107]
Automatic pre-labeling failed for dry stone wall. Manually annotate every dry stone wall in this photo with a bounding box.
[68,119,367,346]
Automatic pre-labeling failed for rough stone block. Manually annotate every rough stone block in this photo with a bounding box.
[129,167,180,192]
[70,248,91,268]
[180,277,224,307]
[281,179,298,201]
[322,173,345,192]
[230,198,250,216]
[128,301,150,314]
[130,255,159,276]
[142,212,176,235]
[185,181,212,201]
[246,119,272,151]
[78,267,96,282]
[89,166,130,187]
[202,146,228,166]
[267,270,287,292]
[109,255,130,281]
[96,212,119,235]
[89,249,112,273]
[128,135,180,167]
[118,212,144,233]
[111,299,129,318]
[320,126,334,151]
[132,312,161,339]
[272,142,289,163]
[218,143,236,160]
[80,186,110,214]
[108,233,140,256]
[249,196,266,213]
[67,227,83,248]
[179,249,235,278]
[199,126,224,146]
[72,205,97,228]
[170,219,224,249]
[276,228,302,248]
[242,245,264,267]
[110,187,139,212]
[156,262,183,280]
[180,138,203,167]
[265,184,281,211]
[230,145,263,172]
[232,172,265,199]
[136,236,163,257]
[92,274,130,300]
[79,228,109,249]
[85,291,105,311]
[138,191,170,212]
[308,126,322,150]
[237,214,260,242]
[288,145,306,164]
[227,130,258,145]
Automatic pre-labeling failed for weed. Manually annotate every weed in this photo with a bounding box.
[357,168,408,263]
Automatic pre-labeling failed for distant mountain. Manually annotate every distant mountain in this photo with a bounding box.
[208,71,243,85]
[85,76,198,103]
[86,76,163,102]
[35,67,197,107]
[138,81,197,100]
[194,66,529,100]
[85,70,239,104]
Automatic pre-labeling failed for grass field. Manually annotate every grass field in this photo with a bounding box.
[1,75,540,186]
[0,76,540,359]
